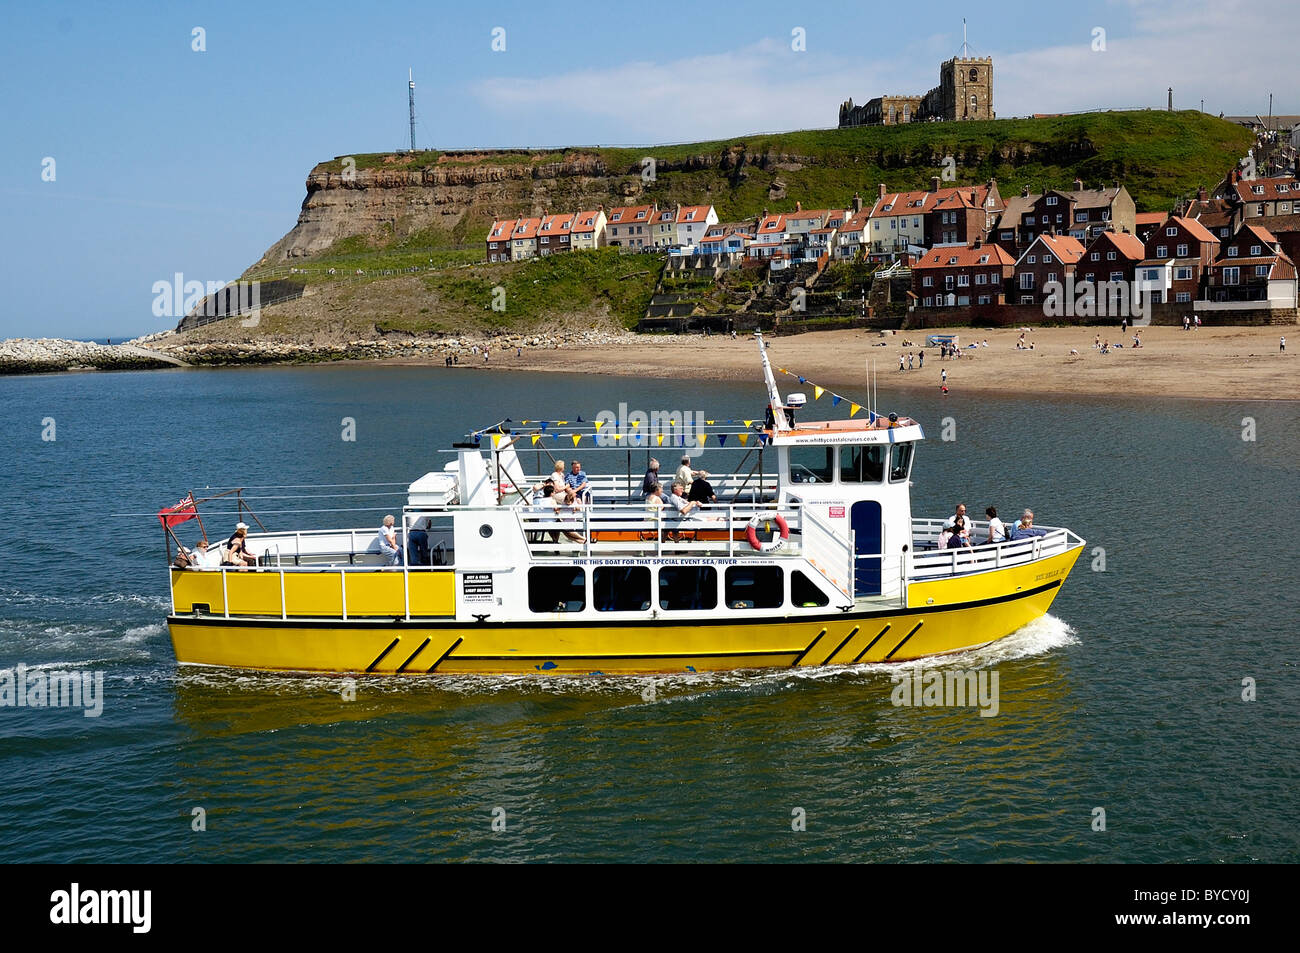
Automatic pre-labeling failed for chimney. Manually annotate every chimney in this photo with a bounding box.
[973,237,983,248]
[930,176,941,192]
[852,192,862,213]
[1021,185,1031,198]
[1073,178,1083,192]
[879,183,887,200]
[1197,185,1207,201]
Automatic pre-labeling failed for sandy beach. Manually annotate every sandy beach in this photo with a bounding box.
[397,324,1296,402]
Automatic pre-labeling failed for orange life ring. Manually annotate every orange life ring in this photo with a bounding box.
[746,513,789,552]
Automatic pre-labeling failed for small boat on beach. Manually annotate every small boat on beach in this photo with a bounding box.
[160,335,1085,674]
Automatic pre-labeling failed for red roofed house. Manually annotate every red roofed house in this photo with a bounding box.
[651,206,678,247]
[1138,215,1220,304]
[675,204,718,246]
[1177,186,1241,242]
[1075,230,1147,288]
[1012,233,1086,306]
[912,240,1016,308]
[1228,170,1300,220]
[928,181,1005,248]
[754,212,788,247]
[486,218,517,263]
[508,217,543,260]
[606,205,656,249]
[537,213,575,256]
[570,209,608,251]
[1134,212,1168,242]
[1206,224,1299,305]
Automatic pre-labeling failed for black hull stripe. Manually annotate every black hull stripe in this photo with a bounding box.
[885,622,925,660]
[365,638,401,672]
[790,628,828,667]
[395,638,432,673]
[853,624,892,663]
[427,637,464,673]
[169,579,1064,631]
[822,627,860,665]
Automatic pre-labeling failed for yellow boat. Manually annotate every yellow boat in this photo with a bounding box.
[162,336,1084,674]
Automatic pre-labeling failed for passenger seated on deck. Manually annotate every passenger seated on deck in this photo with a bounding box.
[984,506,1007,544]
[686,474,717,504]
[942,503,970,532]
[223,523,257,568]
[640,458,661,497]
[559,487,587,543]
[187,539,218,570]
[667,481,703,517]
[536,460,566,494]
[1009,509,1048,539]
[530,482,561,543]
[565,460,591,504]
[644,482,665,511]
[378,515,403,566]
[946,516,973,549]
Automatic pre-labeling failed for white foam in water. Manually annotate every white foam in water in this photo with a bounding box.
[123,624,165,641]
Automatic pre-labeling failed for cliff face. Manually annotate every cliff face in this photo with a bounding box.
[251,147,826,265]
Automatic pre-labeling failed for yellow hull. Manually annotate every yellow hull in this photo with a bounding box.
[167,547,1082,674]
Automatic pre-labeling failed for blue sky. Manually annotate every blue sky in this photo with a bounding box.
[1,0,1291,340]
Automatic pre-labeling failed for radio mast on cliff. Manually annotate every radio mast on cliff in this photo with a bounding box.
[408,69,417,152]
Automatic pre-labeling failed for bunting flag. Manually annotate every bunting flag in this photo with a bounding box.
[776,367,869,421]
[521,419,530,425]
[738,433,749,446]
[850,403,861,417]
[531,434,540,446]
[814,385,824,400]
[491,434,503,448]
[594,420,605,431]
[743,420,753,428]
[614,433,624,442]
[697,433,706,447]
[706,420,715,426]
[798,376,807,384]
[717,434,728,447]
[576,416,583,422]
[540,421,549,431]
[832,395,841,406]
[571,434,582,447]
[558,420,568,425]
[630,420,640,428]
[656,434,665,446]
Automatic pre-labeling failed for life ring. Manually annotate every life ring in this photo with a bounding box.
[746,513,789,552]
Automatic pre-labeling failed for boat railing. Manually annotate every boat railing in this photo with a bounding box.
[231,522,456,569]
[909,519,1084,579]
[517,472,780,504]
[518,501,804,558]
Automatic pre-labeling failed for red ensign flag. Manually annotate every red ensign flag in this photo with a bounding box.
[157,494,197,528]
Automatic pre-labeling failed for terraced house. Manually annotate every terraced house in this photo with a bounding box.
[912,240,1016,307]
[570,209,607,251]
[485,218,516,263]
[1207,224,1299,305]
[537,213,575,256]
[605,204,656,249]
[992,182,1135,254]
[1012,233,1086,306]
[1136,215,1220,304]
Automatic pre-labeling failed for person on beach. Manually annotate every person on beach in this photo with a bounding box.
[899,354,905,372]
[1094,334,1101,349]
[941,368,947,385]
[918,350,924,369]
[1281,337,1286,353]
[908,352,914,371]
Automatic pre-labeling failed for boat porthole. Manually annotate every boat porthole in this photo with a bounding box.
[479,524,493,538]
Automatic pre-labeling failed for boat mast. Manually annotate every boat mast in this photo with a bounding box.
[755,332,789,431]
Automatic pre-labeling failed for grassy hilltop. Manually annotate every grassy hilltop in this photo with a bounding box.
[199,111,1251,342]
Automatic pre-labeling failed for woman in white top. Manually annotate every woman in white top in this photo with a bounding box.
[985,505,1007,544]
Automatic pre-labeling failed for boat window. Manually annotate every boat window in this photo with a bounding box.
[889,442,914,482]
[528,567,586,613]
[791,570,830,607]
[840,445,885,483]
[658,567,718,611]
[788,445,836,483]
[725,566,783,609]
[594,567,651,611]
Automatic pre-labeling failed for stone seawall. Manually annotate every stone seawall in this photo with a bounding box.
[0,339,184,376]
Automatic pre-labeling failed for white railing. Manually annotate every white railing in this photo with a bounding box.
[517,471,780,504]
[909,519,1082,579]
[517,502,803,558]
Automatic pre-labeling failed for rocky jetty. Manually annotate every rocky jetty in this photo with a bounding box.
[0,338,183,375]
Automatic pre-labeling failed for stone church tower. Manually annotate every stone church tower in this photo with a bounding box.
[940,57,993,120]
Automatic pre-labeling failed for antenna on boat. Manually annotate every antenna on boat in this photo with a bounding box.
[755,332,789,431]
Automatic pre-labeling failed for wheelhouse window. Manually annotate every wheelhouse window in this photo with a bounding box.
[788,445,836,484]
[528,567,585,613]
[593,567,650,612]
[725,566,783,609]
[840,445,885,483]
[889,443,914,483]
[658,567,717,611]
